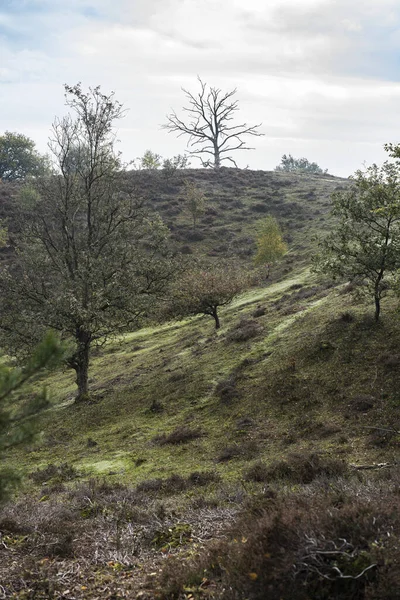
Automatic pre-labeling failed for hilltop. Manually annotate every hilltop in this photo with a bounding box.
[1,169,400,599]
[130,167,348,270]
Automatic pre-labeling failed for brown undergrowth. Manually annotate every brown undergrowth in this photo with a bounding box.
[159,471,400,600]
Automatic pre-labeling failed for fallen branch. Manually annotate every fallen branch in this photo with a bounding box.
[360,426,400,435]
[350,462,396,471]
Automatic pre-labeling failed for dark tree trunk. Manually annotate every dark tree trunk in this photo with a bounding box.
[212,307,220,329]
[71,329,92,402]
[374,294,381,322]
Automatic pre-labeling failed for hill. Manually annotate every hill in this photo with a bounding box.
[1,169,400,599]
[130,167,348,274]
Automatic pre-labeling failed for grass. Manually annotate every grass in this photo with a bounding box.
[2,169,400,598]
[5,266,400,489]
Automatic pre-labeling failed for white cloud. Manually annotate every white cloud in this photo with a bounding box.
[0,0,400,176]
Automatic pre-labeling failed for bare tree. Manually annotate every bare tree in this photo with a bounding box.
[163,77,263,169]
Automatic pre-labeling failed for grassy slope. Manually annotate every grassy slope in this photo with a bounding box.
[8,266,400,484]
[3,167,399,489]
[2,169,400,598]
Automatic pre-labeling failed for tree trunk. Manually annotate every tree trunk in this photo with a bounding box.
[212,307,220,329]
[374,294,381,322]
[71,329,91,402]
[213,145,221,169]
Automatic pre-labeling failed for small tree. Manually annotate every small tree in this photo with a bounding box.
[163,77,263,168]
[139,150,162,170]
[170,265,249,329]
[162,154,190,185]
[183,180,206,230]
[275,154,328,175]
[0,84,176,401]
[0,131,48,182]
[314,161,400,320]
[254,215,287,277]
[0,332,64,503]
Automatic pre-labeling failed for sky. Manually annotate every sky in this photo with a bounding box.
[1,0,400,177]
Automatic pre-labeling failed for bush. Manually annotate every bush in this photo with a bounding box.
[252,306,266,318]
[226,319,262,343]
[160,487,400,600]
[29,463,78,484]
[153,426,203,446]
[215,377,240,403]
[243,461,269,482]
[265,452,348,484]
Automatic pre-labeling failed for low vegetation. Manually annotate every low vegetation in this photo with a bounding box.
[2,83,400,598]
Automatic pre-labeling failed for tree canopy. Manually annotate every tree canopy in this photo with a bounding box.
[0,131,48,182]
[314,161,400,320]
[139,150,162,170]
[168,264,249,329]
[0,332,64,503]
[0,84,177,402]
[254,215,287,277]
[275,154,328,175]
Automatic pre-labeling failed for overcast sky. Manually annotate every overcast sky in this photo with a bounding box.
[1,0,400,177]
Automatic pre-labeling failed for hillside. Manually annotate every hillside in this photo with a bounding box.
[0,168,347,270]
[1,169,400,599]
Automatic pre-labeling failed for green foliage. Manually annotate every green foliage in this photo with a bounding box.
[182,180,206,229]
[314,161,400,320]
[0,84,177,401]
[152,523,192,550]
[0,131,49,182]
[139,149,162,170]
[254,215,287,275]
[275,154,328,174]
[0,331,64,503]
[162,154,190,183]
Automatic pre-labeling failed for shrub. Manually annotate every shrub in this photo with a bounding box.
[243,461,270,482]
[252,306,266,318]
[226,319,262,343]
[160,488,400,600]
[265,452,348,484]
[153,426,203,445]
[215,377,240,403]
[29,463,78,484]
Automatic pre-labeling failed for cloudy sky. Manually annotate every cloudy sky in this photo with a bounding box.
[1,0,400,177]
